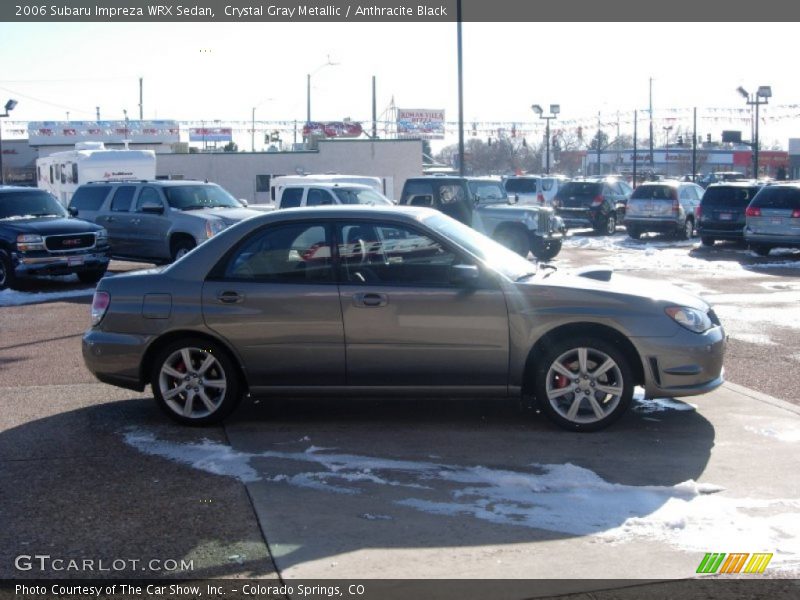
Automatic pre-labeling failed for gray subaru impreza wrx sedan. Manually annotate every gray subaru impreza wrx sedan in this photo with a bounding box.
[82,206,725,431]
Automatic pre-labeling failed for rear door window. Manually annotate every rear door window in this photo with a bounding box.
[280,188,303,208]
[306,188,334,206]
[110,186,136,212]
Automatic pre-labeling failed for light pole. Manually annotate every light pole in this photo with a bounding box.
[737,85,771,178]
[531,103,559,174]
[251,97,274,152]
[0,99,18,185]
[662,125,673,178]
[307,55,339,125]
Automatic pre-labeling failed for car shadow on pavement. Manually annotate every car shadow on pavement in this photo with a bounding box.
[0,396,277,579]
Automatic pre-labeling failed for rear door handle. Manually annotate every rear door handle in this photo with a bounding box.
[217,291,244,304]
[352,292,388,308]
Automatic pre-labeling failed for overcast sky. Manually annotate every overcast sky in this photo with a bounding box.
[1,21,797,149]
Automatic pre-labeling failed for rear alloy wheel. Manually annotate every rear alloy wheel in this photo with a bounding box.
[531,237,562,261]
[171,237,196,262]
[151,338,242,425]
[494,227,530,257]
[701,236,716,247]
[0,250,17,291]
[678,218,693,240]
[595,214,616,236]
[534,337,633,432]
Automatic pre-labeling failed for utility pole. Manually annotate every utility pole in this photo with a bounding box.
[633,110,638,187]
[96,106,100,121]
[649,77,654,170]
[139,77,143,120]
[372,75,377,139]
[456,0,465,176]
[692,107,697,182]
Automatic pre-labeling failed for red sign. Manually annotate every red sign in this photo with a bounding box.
[303,121,363,138]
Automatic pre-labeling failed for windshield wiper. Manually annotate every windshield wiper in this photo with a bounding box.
[33,213,62,217]
[514,271,538,282]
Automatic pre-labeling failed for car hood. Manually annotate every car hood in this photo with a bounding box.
[0,217,103,235]
[526,267,709,311]
[187,207,263,225]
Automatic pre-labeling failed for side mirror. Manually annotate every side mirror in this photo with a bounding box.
[239,198,249,207]
[140,202,165,214]
[67,206,78,217]
[509,193,519,205]
[450,263,480,285]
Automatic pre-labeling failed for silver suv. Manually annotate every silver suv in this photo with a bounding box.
[624,181,704,240]
[69,180,263,262]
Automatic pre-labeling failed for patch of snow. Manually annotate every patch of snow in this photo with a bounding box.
[632,388,696,413]
[360,513,393,521]
[124,429,800,567]
[0,287,94,306]
[745,426,800,443]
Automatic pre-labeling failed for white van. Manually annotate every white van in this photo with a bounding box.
[503,174,568,207]
[270,174,392,203]
[275,182,393,209]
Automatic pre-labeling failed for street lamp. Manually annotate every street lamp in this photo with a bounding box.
[532,103,559,174]
[737,85,772,178]
[662,125,673,178]
[251,97,275,152]
[0,99,18,185]
[307,55,339,125]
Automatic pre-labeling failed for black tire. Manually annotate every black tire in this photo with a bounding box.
[494,227,530,257]
[151,337,243,425]
[170,237,196,262]
[595,214,617,236]
[677,218,693,240]
[627,227,642,240]
[533,336,633,432]
[0,250,18,291]
[531,237,562,261]
[701,236,715,247]
[77,267,107,285]
[751,244,772,257]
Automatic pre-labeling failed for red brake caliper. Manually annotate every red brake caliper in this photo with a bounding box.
[553,362,570,389]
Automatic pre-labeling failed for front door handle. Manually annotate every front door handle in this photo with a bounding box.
[217,291,244,304]
[352,292,388,308]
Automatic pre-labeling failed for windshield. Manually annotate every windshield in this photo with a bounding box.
[422,212,536,281]
[468,181,507,203]
[164,185,242,210]
[332,188,393,206]
[504,178,539,194]
[0,191,68,220]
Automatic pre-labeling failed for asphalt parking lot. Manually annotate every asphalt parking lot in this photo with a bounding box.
[2,233,799,598]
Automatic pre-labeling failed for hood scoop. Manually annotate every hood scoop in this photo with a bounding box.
[575,266,614,282]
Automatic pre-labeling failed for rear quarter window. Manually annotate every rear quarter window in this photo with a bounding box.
[280,188,304,208]
[69,186,112,211]
[750,187,800,210]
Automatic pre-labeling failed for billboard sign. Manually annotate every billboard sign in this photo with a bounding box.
[303,121,363,138]
[189,127,233,142]
[28,120,180,145]
[397,108,445,140]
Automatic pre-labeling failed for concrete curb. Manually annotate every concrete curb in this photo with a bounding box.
[722,381,800,416]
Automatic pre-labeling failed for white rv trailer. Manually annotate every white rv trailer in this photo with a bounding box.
[36,142,156,206]
[269,173,391,204]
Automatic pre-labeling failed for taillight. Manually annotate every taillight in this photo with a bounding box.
[591,195,603,206]
[695,206,702,219]
[672,198,680,214]
[745,206,761,217]
[792,209,800,218]
[91,291,110,326]
[537,193,545,205]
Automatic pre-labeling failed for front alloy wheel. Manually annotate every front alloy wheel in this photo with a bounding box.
[151,339,241,425]
[534,337,633,431]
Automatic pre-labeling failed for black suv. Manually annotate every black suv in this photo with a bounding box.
[0,186,109,289]
[553,178,632,235]
[696,182,763,246]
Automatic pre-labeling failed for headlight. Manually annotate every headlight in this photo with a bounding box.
[665,306,713,333]
[205,220,227,239]
[16,234,45,252]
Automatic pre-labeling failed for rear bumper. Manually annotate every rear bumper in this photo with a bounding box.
[82,329,151,391]
[13,250,110,278]
[697,224,745,240]
[556,208,601,229]
[623,217,680,233]
[744,229,800,248]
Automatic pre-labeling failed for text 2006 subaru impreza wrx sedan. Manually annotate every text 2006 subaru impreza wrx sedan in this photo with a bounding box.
[82,206,725,431]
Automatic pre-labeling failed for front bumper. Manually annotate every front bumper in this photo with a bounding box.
[82,329,152,392]
[634,324,725,398]
[13,249,110,278]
